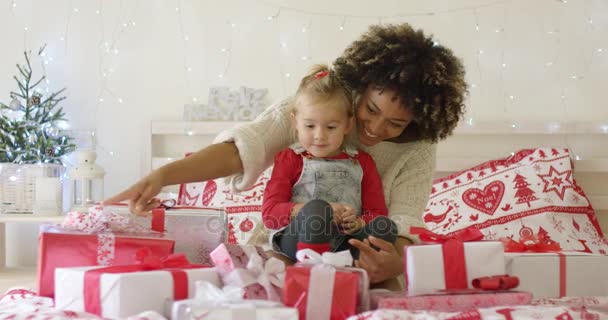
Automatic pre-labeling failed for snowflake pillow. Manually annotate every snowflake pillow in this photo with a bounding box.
[178,166,273,245]
[424,148,608,253]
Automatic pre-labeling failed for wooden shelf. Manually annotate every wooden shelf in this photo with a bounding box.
[151,121,247,135]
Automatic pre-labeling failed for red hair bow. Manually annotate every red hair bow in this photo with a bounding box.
[313,70,330,80]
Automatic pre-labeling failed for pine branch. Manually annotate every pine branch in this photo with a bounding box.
[9,91,25,99]
[14,76,27,95]
[30,75,45,89]
[16,64,29,80]
[40,89,66,106]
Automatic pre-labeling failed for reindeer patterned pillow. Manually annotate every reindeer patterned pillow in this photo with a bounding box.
[178,167,273,245]
[424,148,608,253]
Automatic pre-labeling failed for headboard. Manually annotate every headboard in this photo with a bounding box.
[435,121,608,233]
[149,120,608,233]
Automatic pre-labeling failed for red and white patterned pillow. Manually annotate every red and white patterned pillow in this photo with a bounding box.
[178,167,273,245]
[424,148,608,253]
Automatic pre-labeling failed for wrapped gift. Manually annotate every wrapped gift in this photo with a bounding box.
[506,252,608,298]
[347,305,607,320]
[283,249,369,320]
[54,250,220,319]
[171,281,298,320]
[210,243,267,273]
[405,227,506,293]
[370,289,532,312]
[109,204,227,264]
[210,243,284,301]
[37,207,175,298]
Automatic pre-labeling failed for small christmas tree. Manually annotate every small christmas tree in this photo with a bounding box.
[513,174,538,207]
[227,218,237,244]
[0,48,75,164]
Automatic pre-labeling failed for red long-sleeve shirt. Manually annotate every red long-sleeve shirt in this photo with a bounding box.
[262,148,388,229]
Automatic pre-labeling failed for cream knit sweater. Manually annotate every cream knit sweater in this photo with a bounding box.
[214,98,436,241]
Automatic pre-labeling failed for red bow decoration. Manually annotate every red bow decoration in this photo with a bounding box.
[410,226,484,243]
[408,227,485,290]
[134,247,192,269]
[84,249,207,316]
[500,236,561,253]
[472,275,519,290]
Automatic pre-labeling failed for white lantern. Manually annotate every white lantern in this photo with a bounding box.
[67,150,105,212]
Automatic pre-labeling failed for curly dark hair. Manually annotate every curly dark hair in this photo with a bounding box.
[333,23,467,143]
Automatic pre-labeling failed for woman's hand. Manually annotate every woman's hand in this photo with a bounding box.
[348,236,406,284]
[102,170,165,216]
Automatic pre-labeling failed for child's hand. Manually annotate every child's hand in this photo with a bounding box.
[330,203,354,225]
[340,207,357,224]
[341,217,365,234]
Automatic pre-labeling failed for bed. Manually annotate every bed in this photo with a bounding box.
[2,121,607,319]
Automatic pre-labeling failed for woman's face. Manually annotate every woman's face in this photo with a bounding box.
[356,87,414,146]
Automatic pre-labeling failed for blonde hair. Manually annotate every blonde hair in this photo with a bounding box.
[293,64,353,117]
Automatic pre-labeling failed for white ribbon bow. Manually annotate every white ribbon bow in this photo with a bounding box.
[195,281,245,302]
[223,251,285,302]
[192,281,284,320]
[295,249,354,267]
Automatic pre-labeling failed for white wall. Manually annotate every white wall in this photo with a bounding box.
[1,0,607,266]
[1,0,607,199]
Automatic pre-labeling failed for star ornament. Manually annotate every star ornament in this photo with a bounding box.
[537,166,574,200]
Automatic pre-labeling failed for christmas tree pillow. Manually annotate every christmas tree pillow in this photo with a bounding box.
[424,148,608,253]
[178,166,273,245]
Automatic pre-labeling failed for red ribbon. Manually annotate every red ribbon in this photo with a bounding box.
[409,227,484,290]
[472,275,519,290]
[500,237,566,297]
[500,237,562,253]
[410,227,484,244]
[83,248,203,316]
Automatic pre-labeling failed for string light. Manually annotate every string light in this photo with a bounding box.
[339,16,346,31]
[7,0,607,167]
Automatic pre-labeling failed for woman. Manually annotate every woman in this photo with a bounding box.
[104,23,467,286]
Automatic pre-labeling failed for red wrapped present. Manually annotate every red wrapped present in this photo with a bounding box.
[370,289,532,312]
[108,203,226,265]
[283,249,369,320]
[506,252,608,298]
[54,249,219,319]
[37,206,175,298]
[404,227,506,293]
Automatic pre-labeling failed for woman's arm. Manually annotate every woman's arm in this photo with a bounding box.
[348,142,436,284]
[387,142,436,241]
[104,98,295,215]
[348,235,410,285]
[103,142,243,214]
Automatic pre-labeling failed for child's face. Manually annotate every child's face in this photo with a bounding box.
[291,96,354,158]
